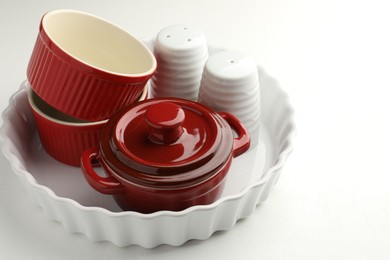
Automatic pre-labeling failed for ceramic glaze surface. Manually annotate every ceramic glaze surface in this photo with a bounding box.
[145,102,186,144]
[199,50,261,148]
[150,25,208,101]
[155,25,207,54]
[203,51,258,82]
[114,100,219,169]
[81,97,250,212]
[27,9,157,121]
[28,86,107,166]
[42,10,155,74]
[99,98,249,177]
[27,82,148,167]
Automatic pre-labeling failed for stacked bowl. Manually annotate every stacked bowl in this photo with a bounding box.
[26,9,157,166]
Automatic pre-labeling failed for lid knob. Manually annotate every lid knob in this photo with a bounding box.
[145,102,185,144]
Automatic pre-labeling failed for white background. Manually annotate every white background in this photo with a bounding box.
[1,0,390,259]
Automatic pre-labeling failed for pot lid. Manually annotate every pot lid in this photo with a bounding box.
[106,98,232,177]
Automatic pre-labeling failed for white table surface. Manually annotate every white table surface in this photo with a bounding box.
[1,0,390,259]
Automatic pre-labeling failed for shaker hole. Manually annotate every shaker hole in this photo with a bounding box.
[230,60,235,63]
[187,38,192,42]
[183,27,188,30]
[166,35,171,38]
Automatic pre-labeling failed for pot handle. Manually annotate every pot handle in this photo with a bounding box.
[219,112,251,158]
[81,146,126,195]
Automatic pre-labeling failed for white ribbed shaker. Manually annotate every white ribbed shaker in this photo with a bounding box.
[150,25,208,101]
[198,50,261,148]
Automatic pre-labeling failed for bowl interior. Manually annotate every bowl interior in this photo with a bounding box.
[42,10,156,75]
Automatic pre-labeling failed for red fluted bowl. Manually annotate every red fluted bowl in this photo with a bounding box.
[27,9,157,121]
[28,85,148,167]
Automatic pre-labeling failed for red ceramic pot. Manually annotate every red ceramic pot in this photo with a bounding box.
[28,86,148,167]
[81,98,250,213]
[27,9,157,121]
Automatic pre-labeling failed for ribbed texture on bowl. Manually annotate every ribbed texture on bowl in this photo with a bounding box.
[27,84,148,167]
[27,33,151,121]
[31,115,104,167]
[1,42,295,248]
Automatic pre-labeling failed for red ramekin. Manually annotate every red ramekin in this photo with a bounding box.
[28,85,148,167]
[27,9,157,121]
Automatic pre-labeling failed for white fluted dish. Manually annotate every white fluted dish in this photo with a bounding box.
[0,41,295,248]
